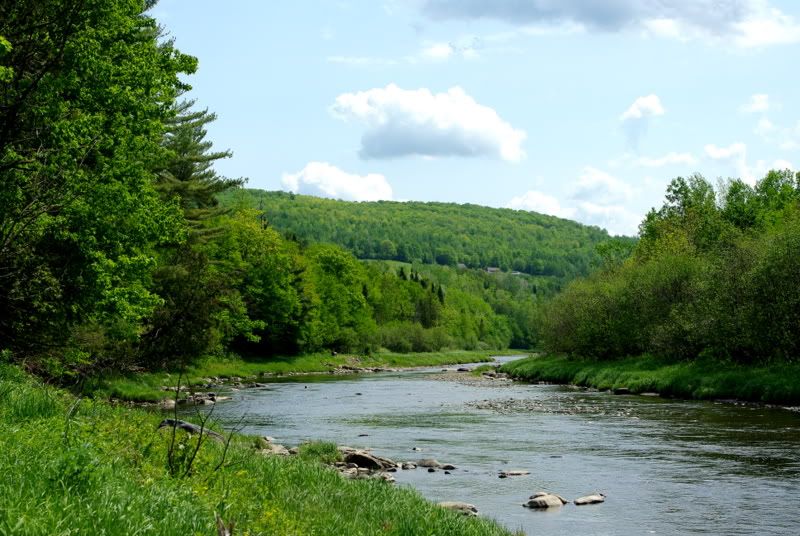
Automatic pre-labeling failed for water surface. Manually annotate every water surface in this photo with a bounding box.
[203,358,800,535]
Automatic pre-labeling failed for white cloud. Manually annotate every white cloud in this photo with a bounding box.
[705,142,755,183]
[421,42,454,60]
[634,152,697,167]
[705,142,747,160]
[620,94,665,121]
[573,201,642,236]
[772,159,794,170]
[733,4,800,47]
[420,0,800,48]
[570,167,634,204]
[507,190,575,218]
[619,94,664,147]
[610,151,697,168]
[741,93,770,113]
[508,168,641,235]
[755,118,800,151]
[331,84,526,162]
[281,162,393,202]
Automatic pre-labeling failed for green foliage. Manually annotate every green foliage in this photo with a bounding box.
[0,0,195,360]
[543,170,800,364]
[501,354,800,404]
[219,189,619,279]
[0,365,515,535]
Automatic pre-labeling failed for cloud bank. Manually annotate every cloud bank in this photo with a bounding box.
[508,167,640,235]
[331,84,526,161]
[282,162,393,201]
[420,0,800,47]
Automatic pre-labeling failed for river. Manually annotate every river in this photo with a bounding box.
[202,356,800,535]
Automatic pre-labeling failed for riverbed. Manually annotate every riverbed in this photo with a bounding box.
[203,356,800,535]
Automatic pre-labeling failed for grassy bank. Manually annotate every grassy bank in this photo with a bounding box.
[85,350,502,403]
[0,364,515,535]
[501,354,800,405]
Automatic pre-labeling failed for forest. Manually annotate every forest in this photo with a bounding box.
[539,170,800,365]
[0,1,612,381]
[219,189,618,280]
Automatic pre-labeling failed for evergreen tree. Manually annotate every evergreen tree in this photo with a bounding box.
[157,99,243,240]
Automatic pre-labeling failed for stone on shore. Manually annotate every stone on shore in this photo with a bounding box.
[438,502,478,516]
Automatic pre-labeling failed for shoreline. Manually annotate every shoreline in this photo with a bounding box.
[499,354,800,406]
[87,349,516,404]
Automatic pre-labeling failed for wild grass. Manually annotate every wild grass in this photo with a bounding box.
[501,354,800,404]
[0,364,516,535]
[86,350,501,403]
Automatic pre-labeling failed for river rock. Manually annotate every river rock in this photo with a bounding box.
[574,493,606,505]
[499,470,530,478]
[401,462,417,470]
[261,443,290,456]
[417,458,443,468]
[438,502,478,516]
[524,492,568,509]
[344,452,384,470]
[613,387,631,395]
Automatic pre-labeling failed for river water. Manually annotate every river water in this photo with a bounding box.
[203,357,800,535]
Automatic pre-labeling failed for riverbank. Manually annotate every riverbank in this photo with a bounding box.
[500,354,800,405]
[84,350,502,403]
[0,364,515,535]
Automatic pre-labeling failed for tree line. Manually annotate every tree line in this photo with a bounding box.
[541,171,800,364]
[2,0,584,378]
[218,189,621,280]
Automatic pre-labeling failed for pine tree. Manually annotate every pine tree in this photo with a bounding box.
[157,99,243,240]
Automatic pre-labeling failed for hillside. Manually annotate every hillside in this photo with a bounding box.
[219,189,622,280]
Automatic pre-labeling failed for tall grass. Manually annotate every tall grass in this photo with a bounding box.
[0,364,516,535]
[501,354,800,404]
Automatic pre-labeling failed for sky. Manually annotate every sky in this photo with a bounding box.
[152,0,800,236]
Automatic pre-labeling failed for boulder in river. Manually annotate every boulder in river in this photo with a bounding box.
[499,470,530,478]
[344,452,384,470]
[438,502,478,516]
[574,493,606,505]
[524,492,568,509]
[417,458,444,468]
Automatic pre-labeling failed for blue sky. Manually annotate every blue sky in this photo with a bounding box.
[153,0,800,235]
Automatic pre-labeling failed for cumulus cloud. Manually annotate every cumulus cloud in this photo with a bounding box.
[620,94,664,147]
[705,142,755,183]
[508,168,641,235]
[570,166,634,205]
[420,0,800,47]
[281,162,393,201]
[331,84,526,162]
[741,93,770,113]
[620,94,665,121]
[507,190,575,218]
[754,117,800,151]
[635,152,697,167]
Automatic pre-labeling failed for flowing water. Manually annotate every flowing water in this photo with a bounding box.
[202,356,800,535]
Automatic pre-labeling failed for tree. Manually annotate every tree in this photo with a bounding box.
[0,0,196,360]
[157,100,243,240]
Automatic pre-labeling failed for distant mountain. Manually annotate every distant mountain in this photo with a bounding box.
[219,189,624,280]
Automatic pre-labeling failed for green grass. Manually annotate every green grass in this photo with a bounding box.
[501,354,800,404]
[0,364,516,536]
[85,350,502,403]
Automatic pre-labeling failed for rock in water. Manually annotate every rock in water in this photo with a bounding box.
[524,492,568,509]
[499,470,530,478]
[438,502,478,516]
[344,452,384,470]
[574,493,606,505]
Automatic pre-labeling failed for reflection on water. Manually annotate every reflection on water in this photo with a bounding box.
[198,359,800,536]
